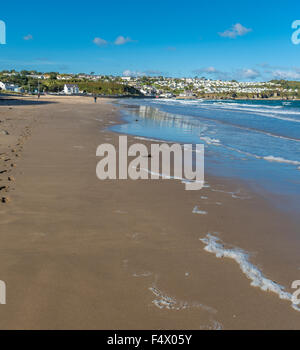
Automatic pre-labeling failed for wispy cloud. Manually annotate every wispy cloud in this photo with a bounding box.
[193,66,261,81]
[202,67,218,73]
[93,35,136,47]
[122,69,164,77]
[123,69,143,77]
[93,37,108,46]
[23,34,33,41]
[193,66,229,80]
[114,36,135,45]
[272,69,300,80]
[255,64,300,80]
[237,68,260,80]
[219,23,252,39]
[0,58,66,70]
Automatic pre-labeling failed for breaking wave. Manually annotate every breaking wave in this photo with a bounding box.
[263,156,300,166]
[200,233,300,312]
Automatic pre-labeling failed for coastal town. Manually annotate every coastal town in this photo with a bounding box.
[0,70,299,99]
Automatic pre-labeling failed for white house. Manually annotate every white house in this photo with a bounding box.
[0,81,20,92]
[26,74,45,80]
[57,75,73,80]
[64,84,79,95]
[121,77,131,82]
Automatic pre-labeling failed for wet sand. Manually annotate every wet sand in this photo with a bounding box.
[0,95,299,329]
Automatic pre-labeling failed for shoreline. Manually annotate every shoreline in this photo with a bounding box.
[2,93,300,102]
[110,99,300,216]
[0,95,299,329]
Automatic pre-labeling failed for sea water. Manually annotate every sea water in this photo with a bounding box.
[111,98,300,211]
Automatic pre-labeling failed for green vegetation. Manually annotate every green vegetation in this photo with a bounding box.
[270,80,300,98]
[1,70,300,99]
[76,81,141,95]
[0,70,142,96]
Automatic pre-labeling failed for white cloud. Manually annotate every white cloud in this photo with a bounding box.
[193,66,218,74]
[93,37,107,46]
[122,69,144,77]
[272,69,300,80]
[219,23,252,39]
[195,64,300,81]
[93,35,136,47]
[203,66,218,73]
[238,68,260,80]
[193,67,229,80]
[193,67,261,81]
[122,69,163,77]
[114,36,135,45]
[23,34,33,41]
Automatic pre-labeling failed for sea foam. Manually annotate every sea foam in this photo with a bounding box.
[149,285,216,313]
[263,156,300,166]
[223,145,300,168]
[192,206,207,215]
[200,233,300,312]
[200,137,221,146]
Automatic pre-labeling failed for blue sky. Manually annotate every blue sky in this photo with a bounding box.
[0,0,300,80]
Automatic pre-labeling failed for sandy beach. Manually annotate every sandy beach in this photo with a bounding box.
[0,95,299,330]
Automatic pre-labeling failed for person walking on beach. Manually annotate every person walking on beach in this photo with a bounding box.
[94,96,97,103]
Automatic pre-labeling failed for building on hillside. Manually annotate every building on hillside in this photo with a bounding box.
[57,75,73,80]
[26,74,45,79]
[178,90,196,98]
[0,81,21,92]
[64,84,79,95]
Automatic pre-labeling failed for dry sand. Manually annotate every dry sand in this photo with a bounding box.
[0,95,299,329]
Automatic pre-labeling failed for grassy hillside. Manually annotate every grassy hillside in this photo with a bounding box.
[0,72,142,96]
